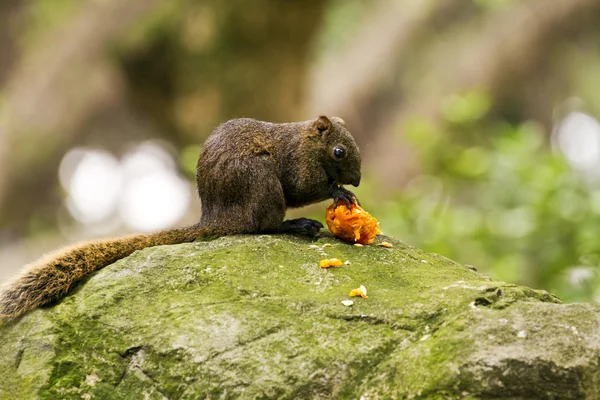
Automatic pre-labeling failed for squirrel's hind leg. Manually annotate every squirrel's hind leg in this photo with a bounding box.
[239,157,322,236]
[199,154,287,233]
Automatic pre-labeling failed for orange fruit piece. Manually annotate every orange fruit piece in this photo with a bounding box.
[325,201,381,245]
[349,285,368,298]
[320,258,343,268]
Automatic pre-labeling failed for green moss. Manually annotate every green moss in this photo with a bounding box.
[1,234,599,399]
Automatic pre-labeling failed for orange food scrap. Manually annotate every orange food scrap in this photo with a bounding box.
[326,201,381,245]
[349,285,368,298]
[320,258,343,268]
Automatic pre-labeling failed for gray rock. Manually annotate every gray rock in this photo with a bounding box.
[1,234,599,399]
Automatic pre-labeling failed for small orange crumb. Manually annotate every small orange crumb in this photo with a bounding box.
[377,242,393,248]
[320,258,343,268]
[326,201,380,245]
[349,285,368,298]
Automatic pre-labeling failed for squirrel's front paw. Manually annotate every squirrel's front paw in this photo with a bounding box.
[329,184,360,209]
[278,218,323,236]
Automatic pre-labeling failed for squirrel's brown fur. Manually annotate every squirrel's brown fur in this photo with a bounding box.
[0,115,361,321]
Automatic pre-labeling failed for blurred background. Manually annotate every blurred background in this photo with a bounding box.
[1,0,600,302]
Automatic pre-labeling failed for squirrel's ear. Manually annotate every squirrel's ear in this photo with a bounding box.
[331,116,345,126]
[312,115,332,137]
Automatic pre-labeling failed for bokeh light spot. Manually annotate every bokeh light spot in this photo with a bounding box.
[62,149,122,225]
[59,141,192,232]
[554,111,600,173]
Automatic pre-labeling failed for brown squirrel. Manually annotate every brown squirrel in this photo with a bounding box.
[0,115,361,321]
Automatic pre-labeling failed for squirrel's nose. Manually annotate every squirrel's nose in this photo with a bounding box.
[350,175,361,187]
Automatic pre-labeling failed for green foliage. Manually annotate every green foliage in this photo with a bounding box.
[442,89,492,125]
[313,0,372,57]
[179,144,203,179]
[371,92,600,303]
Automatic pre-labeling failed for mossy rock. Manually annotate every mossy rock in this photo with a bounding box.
[1,234,600,399]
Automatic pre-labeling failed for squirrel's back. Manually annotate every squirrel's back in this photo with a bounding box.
[199,118,307,160]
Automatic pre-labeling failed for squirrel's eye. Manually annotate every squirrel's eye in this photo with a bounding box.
[332,146,346,160]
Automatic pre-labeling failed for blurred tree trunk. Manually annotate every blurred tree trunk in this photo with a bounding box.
[0,0,25,85]
[305,0,469,139]
[307,0,600,189]
[370,0,600,189]
[120,0,326,144]
[0,0,161,240]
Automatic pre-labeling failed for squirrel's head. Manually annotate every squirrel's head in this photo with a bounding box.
[310,115,361,187]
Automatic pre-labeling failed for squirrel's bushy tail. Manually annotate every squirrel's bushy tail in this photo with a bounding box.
[0,224,207,321]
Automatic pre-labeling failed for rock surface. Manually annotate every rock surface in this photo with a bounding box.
[1,234,600,399]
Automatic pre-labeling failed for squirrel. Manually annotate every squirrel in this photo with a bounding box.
[0,115,361,321]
